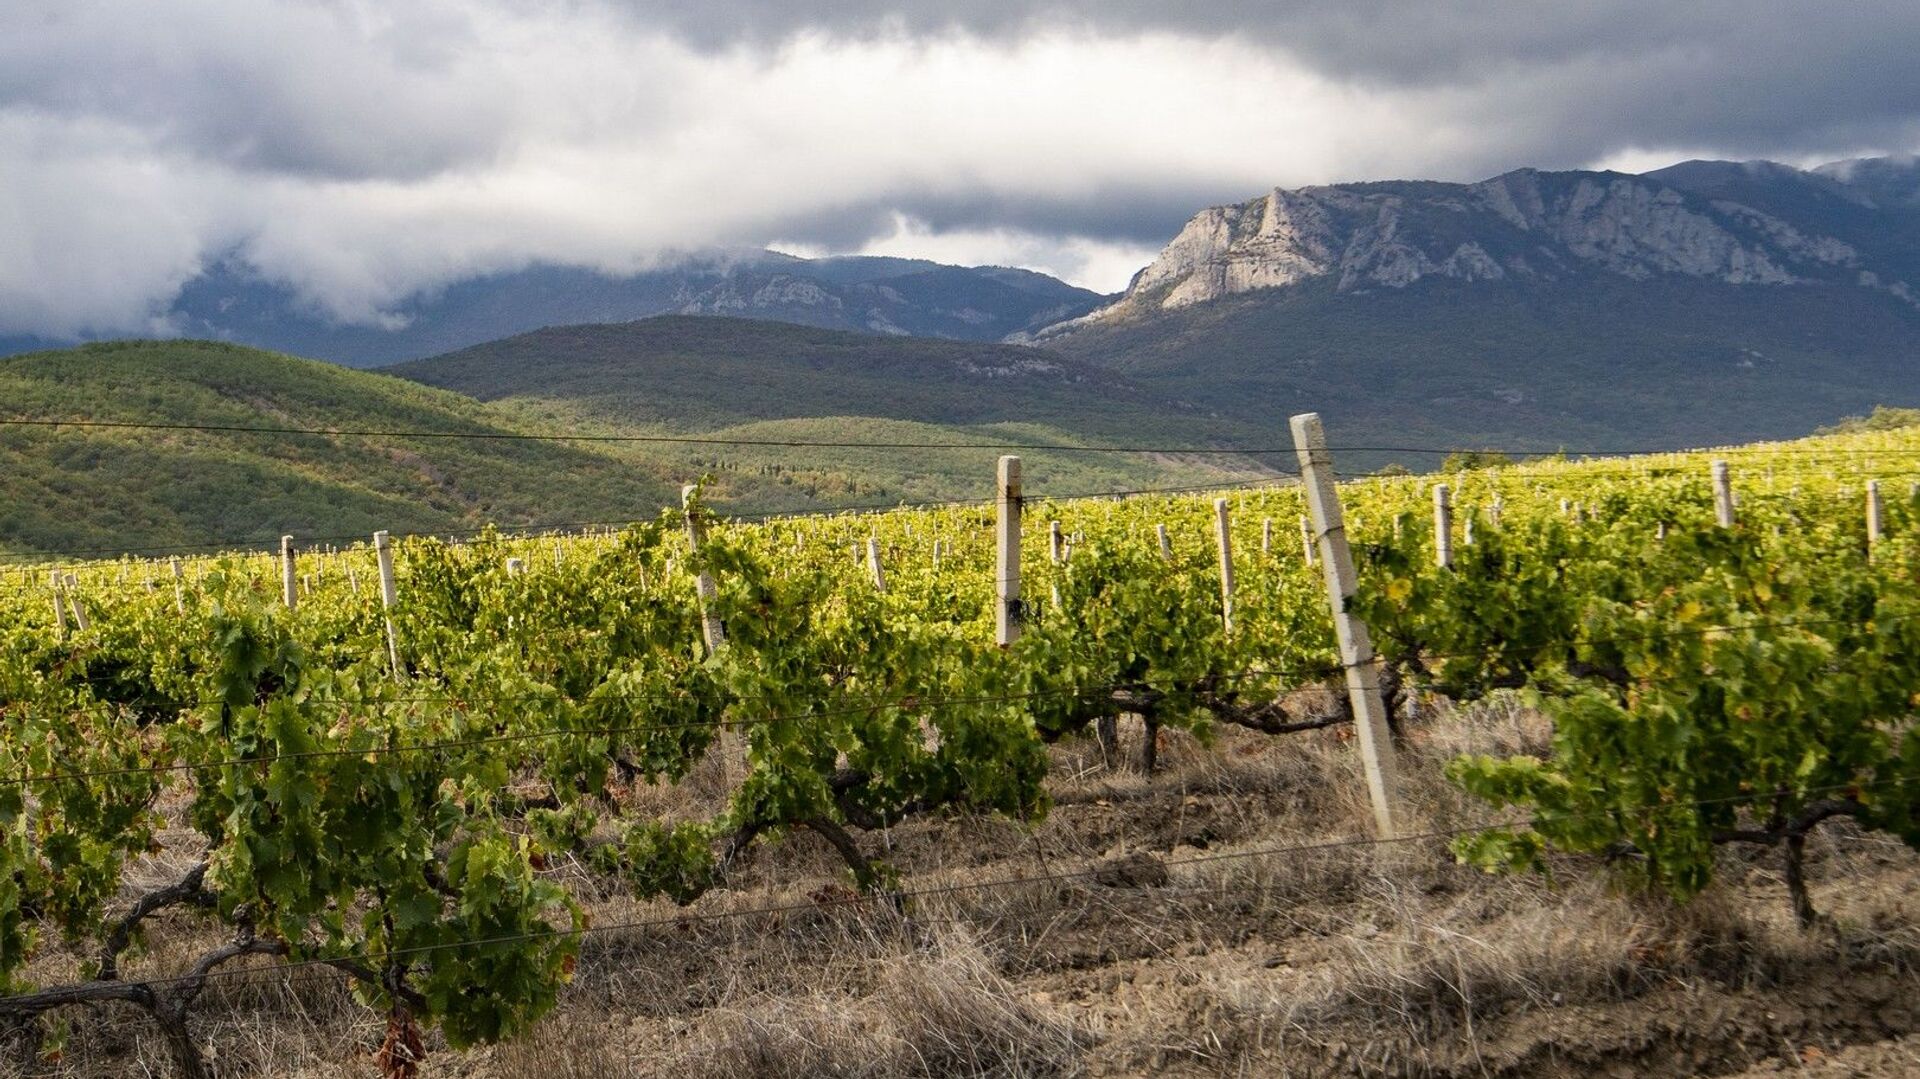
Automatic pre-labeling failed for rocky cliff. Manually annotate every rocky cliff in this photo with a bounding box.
[1044,160,1920,335]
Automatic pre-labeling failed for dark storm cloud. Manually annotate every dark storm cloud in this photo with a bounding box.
[623,0,1920,170]
[626,0,1906,87]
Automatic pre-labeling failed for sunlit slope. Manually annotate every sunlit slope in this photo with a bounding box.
[0,340,680,555]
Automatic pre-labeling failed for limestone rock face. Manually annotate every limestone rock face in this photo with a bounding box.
[1051,160,1919,336]
[678,274,845,316]
[1132,189,1339,308]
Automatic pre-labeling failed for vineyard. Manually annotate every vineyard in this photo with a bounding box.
[4,415,1920,1077]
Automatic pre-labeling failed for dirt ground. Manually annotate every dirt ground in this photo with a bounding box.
[7,696,1919,1078]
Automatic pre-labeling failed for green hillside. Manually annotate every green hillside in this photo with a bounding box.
[386,315,1241,442]
[0,335,1269,561]
[0,340,691,558]
[1047,275,1920,464]
[384,315,1276,506]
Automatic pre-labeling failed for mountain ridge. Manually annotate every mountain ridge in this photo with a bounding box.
[1028,155,1920,455]
[0,252,1109,369]
[1033,156,1920,339]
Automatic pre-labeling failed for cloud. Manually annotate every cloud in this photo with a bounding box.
[0,114,242,337]
[616,0,1920,109]
[2,1,1918,337]
[779,213,1160,294]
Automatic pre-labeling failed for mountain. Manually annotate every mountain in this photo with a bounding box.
[1813,155,1920,209]
[0,253,1107,369]
[1033,158,1920,454]
[1045,164,1920,326]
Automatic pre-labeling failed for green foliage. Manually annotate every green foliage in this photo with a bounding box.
[1817,404,1920,434]
[1351,452,1920,919]
[388,317,1270,513]
[8,418,1920,1067]
[591,820,717,905]
[1440,450,1515,472]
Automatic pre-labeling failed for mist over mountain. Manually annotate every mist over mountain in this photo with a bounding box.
[0,252,1106,368]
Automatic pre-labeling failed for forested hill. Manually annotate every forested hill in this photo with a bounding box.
[384,315,1225,442]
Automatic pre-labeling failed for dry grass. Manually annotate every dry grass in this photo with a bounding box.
[675,929,1088,1079]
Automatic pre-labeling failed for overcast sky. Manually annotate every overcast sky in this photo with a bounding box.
[4,1,1919,338]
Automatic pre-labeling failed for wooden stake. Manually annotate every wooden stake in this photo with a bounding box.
[280,535,298,611]
[1433,484,1453,569]
[1155,523,1172,561]
[1712,460,1735,527]
[1261,516,1273,554]
[683,486,725,655]
[867,536,887,593]
[64,575,89,632]
[1214,498,1235,632]
[50,572,68,636]
[373,531,402,680]
[170,557,185,614]
[1867,480,1884,550]
[1049,520,1064,564]
[1291,412,1401,839]
[1299,515,1316,567]
[996,456,1022,646]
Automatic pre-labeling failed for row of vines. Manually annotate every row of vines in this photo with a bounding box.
[4,427,1920,1074]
